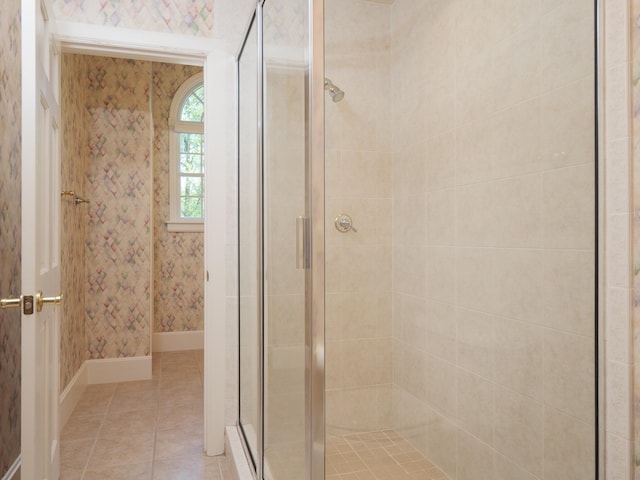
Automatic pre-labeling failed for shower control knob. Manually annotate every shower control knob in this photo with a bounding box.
[335,214,357,233]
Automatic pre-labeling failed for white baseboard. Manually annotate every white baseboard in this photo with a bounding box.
[1,455,20,480]
[86,356,152,384]
[225,427,254,480]
[59,362,88,431]
[153,331,204,352]
[58,356,151,432]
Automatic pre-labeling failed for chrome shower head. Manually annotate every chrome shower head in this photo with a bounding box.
[324,78,345,103]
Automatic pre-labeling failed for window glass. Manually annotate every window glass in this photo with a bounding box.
[171,78,205,224]
[180,86,205,122]
[179,133,204,174]
[180,196,203,219]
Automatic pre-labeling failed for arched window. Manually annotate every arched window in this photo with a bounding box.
[167,73,204,232]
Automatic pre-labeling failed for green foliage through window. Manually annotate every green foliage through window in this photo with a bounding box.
[178,133,204,219]
[180,86,204,122]
[175,82,204,220]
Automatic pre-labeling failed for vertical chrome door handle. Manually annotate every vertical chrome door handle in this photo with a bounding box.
[296,216,311,269]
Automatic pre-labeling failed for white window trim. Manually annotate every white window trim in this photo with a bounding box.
[167,72,205,233]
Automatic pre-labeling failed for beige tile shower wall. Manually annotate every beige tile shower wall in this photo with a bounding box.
[627,0,640,477]
[84,57,152,359]
[325,0,394,435]
[0,0,21,475]
[60,53,89,391]
[390,1,596,478]
[603,0,634,476]
[151,63,204,333]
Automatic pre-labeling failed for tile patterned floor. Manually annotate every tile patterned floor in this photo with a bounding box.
[60,350,233,480]
[61,351,449,479]
[326,431,450,480]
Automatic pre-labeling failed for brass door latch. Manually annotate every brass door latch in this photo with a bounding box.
[0,292,62,315]
[36,291,63,312]
[0,295,35,315]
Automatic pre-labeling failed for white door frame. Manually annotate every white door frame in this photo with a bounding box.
[54,21,233,456]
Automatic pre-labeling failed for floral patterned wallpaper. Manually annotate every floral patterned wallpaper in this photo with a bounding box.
[151,63,205,332]
[84,57,152,359]
[0,0,21,475]
[60,53,89,390]
[50,0,214,37]
[263,0,305,49]
[58,56,205,378]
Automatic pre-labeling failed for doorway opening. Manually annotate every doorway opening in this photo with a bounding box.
[57,52,213,475]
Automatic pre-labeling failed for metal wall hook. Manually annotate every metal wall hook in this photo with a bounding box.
[61,190,90,205]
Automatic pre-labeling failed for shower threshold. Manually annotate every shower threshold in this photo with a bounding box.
[326,430,449,480]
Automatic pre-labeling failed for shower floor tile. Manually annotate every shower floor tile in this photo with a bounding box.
[59,349,231,480]
[326,431,449,480]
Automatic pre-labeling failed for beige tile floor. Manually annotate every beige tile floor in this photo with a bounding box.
[326,431,450,480]
[60,350,233,480]
[62,351,449,479]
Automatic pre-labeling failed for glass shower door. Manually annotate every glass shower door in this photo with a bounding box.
[323,1,597,479]
[238,1,323,479]
[262,0,309,478]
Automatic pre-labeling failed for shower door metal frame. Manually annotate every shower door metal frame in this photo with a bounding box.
[307,0,325,479]
[594,0,604,477]
[236,4,265,479]
[237,0,606,478]
[235,1,326,479]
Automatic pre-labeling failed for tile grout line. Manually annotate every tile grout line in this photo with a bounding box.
[150,354,163,479]
[328,430,450,479]
[63,351,211,478]
[80,387,116,479]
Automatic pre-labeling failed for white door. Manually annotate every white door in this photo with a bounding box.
[21,0,61,478]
